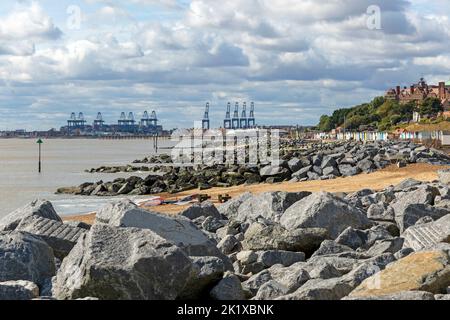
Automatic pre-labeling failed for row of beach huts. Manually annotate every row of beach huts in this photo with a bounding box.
[313,129,450,146]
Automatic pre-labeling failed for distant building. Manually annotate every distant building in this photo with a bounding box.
[385,78,450,121]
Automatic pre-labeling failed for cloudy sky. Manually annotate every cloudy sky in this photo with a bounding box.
[0,0,450,130]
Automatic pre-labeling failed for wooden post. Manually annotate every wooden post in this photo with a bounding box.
[37,138,43,173]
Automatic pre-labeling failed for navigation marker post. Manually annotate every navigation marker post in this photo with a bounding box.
[37,138,43,173]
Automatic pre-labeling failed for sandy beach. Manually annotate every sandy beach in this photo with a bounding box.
[63,162,449,225]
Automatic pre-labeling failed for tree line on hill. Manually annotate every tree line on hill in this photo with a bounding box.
[317,96,444,132]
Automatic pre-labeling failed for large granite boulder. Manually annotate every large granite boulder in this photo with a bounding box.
[394,204,449,233]
[178,256,225,300]
[216,192,253,220]
[54,224,193,300]
[402,214,450,251]
[180,201,222,220]
[390,185,440,223]
[15,215,87,259]
[0,231,55,287]
[95,199,224,258]
[0,200,61,232]
[438,169,450,185]
[349,250,450,298]
[280,192,372,238]
[236,191,311,223]
[0,280,39,300]
[242,223,329,255]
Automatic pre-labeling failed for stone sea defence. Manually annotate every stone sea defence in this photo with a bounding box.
[57,141,450,197]
[1,172,450,300]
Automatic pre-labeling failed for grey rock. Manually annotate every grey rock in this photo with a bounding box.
[394,247,414,260]
[364,225,394,248]
[242,223,329,255]
[95,199,224,258]
[236,251,258,265]
[339,165,360,177]
[395,203,448,233]
[292,166,312,179]
[254,280,289,300]
[268,264,310,293]
[278,277,354,300]
[343,291,435,300]
[311,240,354,257]
[257,250,305,267]
[0,200,61,232]
[15,215,87,259]
[322,166,340,176]
[202,216,225,233]
[179,256,225,299]
[365,238,404,257]
[367,203,395,222]
[0,280,39,300]
[335,227,366,250]
[438,169,450,185]
[210,274,245,300]
[280,192,372,239]
[236,191,311,223]
[287,158,302,173]
[357,159,375,172]
[393,178,423,192]
[54,224,193,300]
[307,172,321,180]
[180,201,222,220]
[0,231,55,287]
[390,186,440,228]
[402,214,450,251]
[242,270,273,295]
[217,235,240,255]
[308,263,342,280]
[217,192,253,220]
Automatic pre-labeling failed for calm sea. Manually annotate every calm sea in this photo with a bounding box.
[0,138,173,218]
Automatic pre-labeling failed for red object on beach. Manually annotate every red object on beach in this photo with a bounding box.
[141,197,164,207]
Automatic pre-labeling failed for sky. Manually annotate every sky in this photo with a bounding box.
[1,0,450,130]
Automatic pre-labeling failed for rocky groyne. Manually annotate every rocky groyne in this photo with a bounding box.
[58,141,450,197]
[2,170,450,300]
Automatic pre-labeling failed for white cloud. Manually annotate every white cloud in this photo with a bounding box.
[1,0,450,130]
[0,1,62,41]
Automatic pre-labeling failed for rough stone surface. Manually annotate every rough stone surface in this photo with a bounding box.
[343,291,435,300]
[0,280,39,300]
[236,191,311,223]
[95,199,224,258]
[280,192,372,238]
[394,203,448,233]
[349,250,450,297]
[180,201,222,220]
[402,214,450,251]
[0,231,55,287]
[15,215,86,259]
[54,224,193,300]
[179,256,225,299]
[242,223,329,255]
[257,250,305,267]
[0,200,61,232]
[217,192,253,220]
[210,274,245,300]
[254,280,289,300]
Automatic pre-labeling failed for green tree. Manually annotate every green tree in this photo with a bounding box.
[318,115,333,132]
[419,97,443,116]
